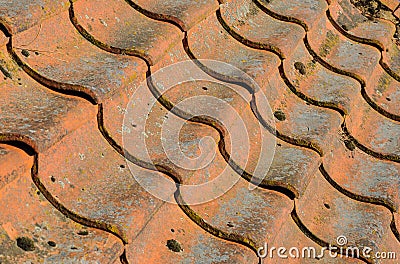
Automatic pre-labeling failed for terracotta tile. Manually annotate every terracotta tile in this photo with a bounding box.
[0,0,69,35]
[39,119,166,243]
[382,41,400,80]
[367,67,400,116]
[380,0,400,10]
[297,170,399,262]
[346,98,400,158]
[126,202,258,263]
[188,161,293,249]
[0,144,31,190]
[187,11,280,90]
[0,46,96,153]
[283,39,361,115]
[118,74,300,203]
[1,0,399,262]
[71,0,182,65]
[104,75,304,250]
[394,213,400,237]
[255,0,328,31]
[165,84,320,198]
[308,14,381,85]
[109,74,222,179]
[129,0,219,31]
[324,135,400,211]
[0,144,123,263]
[0,33,7,47]
[143,61,320,199]
[113,74,297,247]
[395,6,400,18]
[220,102,321,198]
[188,13,343,156]
[12,10,147,103]
[263,138,321,198]
[264,71,343,156]
[220,0,304,58]
[308,13,400,120]
[149,37,322,197]
[329,0,396,50]
[284,37,399,122]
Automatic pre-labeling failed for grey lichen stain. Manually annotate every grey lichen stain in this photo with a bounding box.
[223,0,260,28]
[319,31,339,58]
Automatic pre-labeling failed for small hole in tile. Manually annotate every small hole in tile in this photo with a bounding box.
[50,176,56,183]
[202,87,208,91]
[386,97,391,101]
[324,203,330,209]
[21,49,30,57]
[77,230,89,236]
[47,241,56,247]
[16,237,35,251]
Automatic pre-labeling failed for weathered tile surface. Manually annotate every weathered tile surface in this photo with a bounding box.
[0,0,399,262]
[0,144,123,263]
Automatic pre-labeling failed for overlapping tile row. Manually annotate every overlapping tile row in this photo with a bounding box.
[0,0,71,36]
[250,0,398,154]
[241,0,400,245]
[325,0,400,120]
[213,0,400,213]
[0,0,399,263]
[0,144,124,263]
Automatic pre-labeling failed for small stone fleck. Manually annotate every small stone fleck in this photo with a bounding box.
[344,139,355,151]
[16,237,35,251]
[294,61,306,75]
[166,239,182,252]
[274,110,286,121]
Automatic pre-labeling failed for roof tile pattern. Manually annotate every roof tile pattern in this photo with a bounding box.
[12,10,146,103]
[0,145,123,263]
[0,0,399,263]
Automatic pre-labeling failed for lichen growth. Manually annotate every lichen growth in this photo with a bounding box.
[319,31,339,58]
